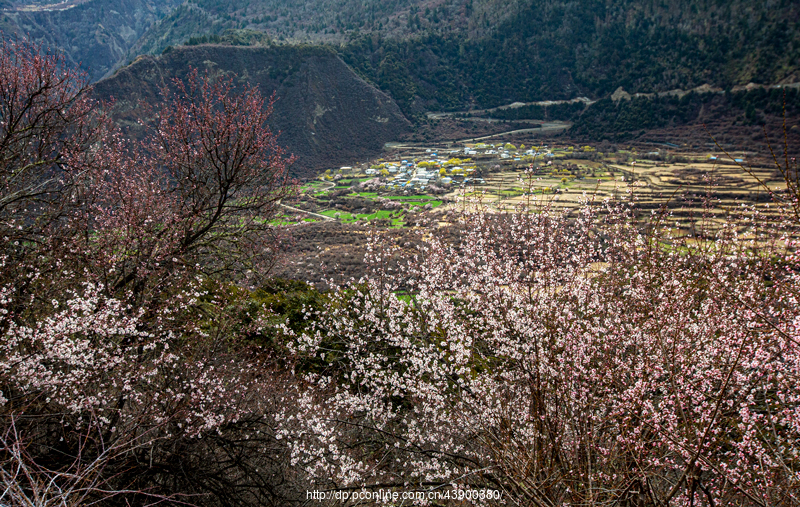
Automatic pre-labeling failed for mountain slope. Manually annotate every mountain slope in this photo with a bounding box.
[126,0,800,116]
[93,44,410,177]
[0,0,182,81]
[5,0,799,134]
[339,0,800,114]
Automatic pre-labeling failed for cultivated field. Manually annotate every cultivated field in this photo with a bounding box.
[285,140,788,234]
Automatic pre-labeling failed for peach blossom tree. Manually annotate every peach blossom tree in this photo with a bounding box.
[285,193,800,506]
[0,36,297,505]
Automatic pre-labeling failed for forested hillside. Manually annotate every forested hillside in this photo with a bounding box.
[570,86,800,142]
[3,0,799,118]
[123,0,800,116]
[128,0,524,52]
[338,0,800,114]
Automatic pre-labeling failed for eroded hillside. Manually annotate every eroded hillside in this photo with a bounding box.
[93,44,411,177]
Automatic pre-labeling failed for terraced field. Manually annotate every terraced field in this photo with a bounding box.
[283,137,793,244]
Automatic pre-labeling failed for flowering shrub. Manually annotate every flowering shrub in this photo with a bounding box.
[0,37,105,236]
[376,197,403,209]
[0,37,300,505]
[1,280,266,433]
[359,177,382,191]
[285,195,800,505]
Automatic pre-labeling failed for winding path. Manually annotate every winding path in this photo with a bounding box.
[456,122,571,143]
[280,203,336,221]
[280,180,338,221]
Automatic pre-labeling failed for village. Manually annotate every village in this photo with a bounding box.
[279,137,780,231]
[356,142,541,190]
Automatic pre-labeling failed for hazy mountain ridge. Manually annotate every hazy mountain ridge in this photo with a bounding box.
[1,0,182,81]
[94,44,411,177]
